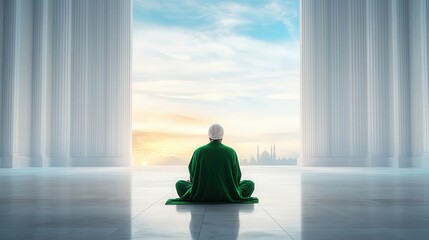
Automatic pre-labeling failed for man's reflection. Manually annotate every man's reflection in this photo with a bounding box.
[176,204,254,240]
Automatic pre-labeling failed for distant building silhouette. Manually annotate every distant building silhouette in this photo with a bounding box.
[240,145,297,166]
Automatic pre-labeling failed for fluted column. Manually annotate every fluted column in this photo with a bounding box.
[300,0,332,165]
[1,0,132,168]
[366,0,393,166]
[87,0,105,159]
[1,0,20,168]
[70,0,89,163]
[0,0,4,165]
[50,0,72,166]
[315,0,331,159]
[16,0,34,166]
[300,0,314,162]
[301,0,427,167]
[108,0,132,164]
[330,0,350,158]
[421,0,429,164]
[301,0,367,166]
[71,0,131,166]
[410,0,429,167]
[392,0,411,167]
[410,0,423,158]
[349,0,367,162]
[31,0,49,167]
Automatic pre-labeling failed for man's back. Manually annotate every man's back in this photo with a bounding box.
[165,123,258,205]
[187,140,242,201]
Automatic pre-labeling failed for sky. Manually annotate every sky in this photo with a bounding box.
[132,0,300,166]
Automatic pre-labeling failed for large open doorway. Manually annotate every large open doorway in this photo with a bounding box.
[132,0,300,166]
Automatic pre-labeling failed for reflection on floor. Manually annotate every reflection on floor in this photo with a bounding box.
[0,166,428,240]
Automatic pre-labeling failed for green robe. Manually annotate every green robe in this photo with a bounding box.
[166,141,258,205]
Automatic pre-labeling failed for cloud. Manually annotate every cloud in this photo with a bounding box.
[132,23,299,103]
[133,109,210,130]
[133,0,300,41]
[133,130,204,141]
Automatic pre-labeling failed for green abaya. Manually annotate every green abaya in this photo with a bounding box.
[166,141,258,204]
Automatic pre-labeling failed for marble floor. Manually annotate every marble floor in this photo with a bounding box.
[0,166,428,240]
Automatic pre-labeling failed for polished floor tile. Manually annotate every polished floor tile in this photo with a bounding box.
[0,167,428,239]
[0,228,119,240]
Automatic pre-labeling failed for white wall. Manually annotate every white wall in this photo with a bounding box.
[301,0,429,167]
[0,0,132,167]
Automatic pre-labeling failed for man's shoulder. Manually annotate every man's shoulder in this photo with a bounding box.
[220,144,236,153]
[193,144,209,154]
[194,142,236,153]
[196,143,211,150]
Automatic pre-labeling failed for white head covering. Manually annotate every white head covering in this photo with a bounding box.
[208,123,224,140]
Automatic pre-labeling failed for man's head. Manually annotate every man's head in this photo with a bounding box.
[208,123,224,142]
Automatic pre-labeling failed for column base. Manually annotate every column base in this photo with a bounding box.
[0,155,32,168]
[0,156,131,167]
[411,154,429,167]
[393,155,412,168]
[299,156,398,167]
[71,157,131,167]
[299,157,368,167]
[368,156,394,167]
[47,156,72,167]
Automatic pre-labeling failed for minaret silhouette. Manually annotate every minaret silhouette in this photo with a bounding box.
[273,144,276,160]
[257,145,260,162]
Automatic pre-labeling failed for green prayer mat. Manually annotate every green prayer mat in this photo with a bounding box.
[165,198,259,205]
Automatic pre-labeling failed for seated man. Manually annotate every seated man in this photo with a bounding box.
[166,124,258,204]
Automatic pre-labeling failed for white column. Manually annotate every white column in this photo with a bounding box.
[116,0,132,164]
[1,0,20,168]
[410,0,429,167]
[0,0,4,165]
[421,0,429,166]
[16,0,34,166]
[0,0,132,168]
[301,0,367,166]
[31,0,49,167]
[301,0,427,167]
[349,0,368,163]
[329,0,350,159]
[300,0,313,163]
[300,0,332,166]
[316,0,330,159]
[366,0,393,166]
[410,0,423,158]
[69,0,132,166]
[392,0,411,167]
[50,0,72,166]
[86,0,105,159]
[70,0,89,163]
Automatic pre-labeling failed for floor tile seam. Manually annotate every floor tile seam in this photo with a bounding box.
[106,227,127,240]
[203,213,270,216]
[258,204,295,240]
[196,205,207,240]
[3,226,425,230]
[129,190,175,222]
[281,226,429,229]
[198,226,286,230]
[0,227,122,229]
[283,227,429,229]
